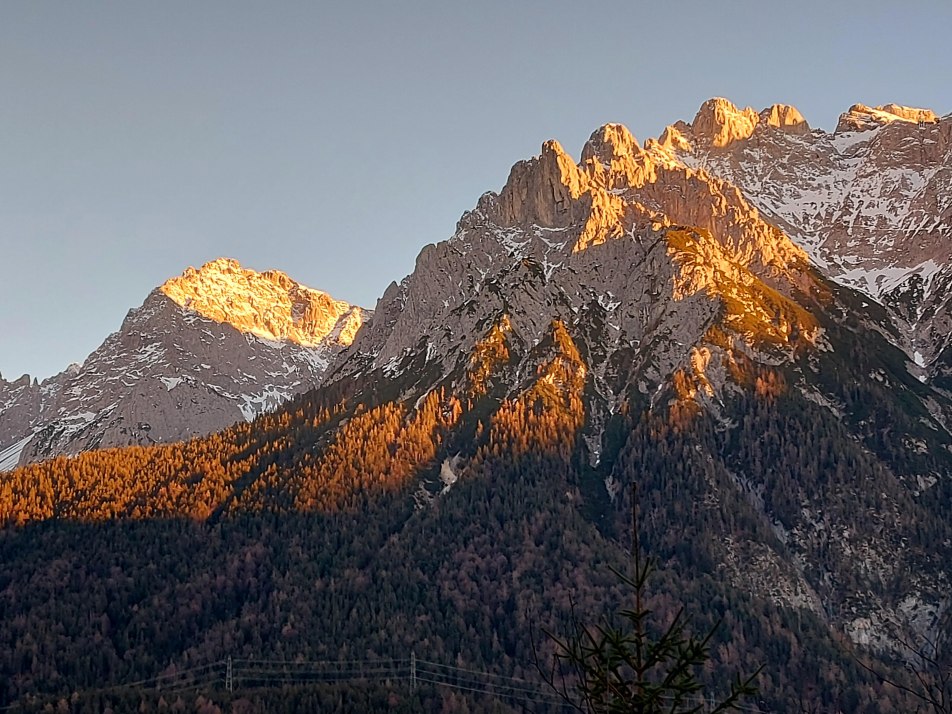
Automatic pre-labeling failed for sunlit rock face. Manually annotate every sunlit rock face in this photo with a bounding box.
[836,103,939,132]
[649,97,952,371]
[160,258,366,348]
[1,260,370,467]
[691,97,760,147]
[759,103,810,134]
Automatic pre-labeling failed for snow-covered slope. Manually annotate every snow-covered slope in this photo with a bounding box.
[0,259,369,468]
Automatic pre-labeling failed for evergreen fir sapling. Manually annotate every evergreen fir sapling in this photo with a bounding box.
[535,485,761,713]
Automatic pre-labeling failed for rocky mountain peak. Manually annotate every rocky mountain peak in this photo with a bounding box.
[658,99,811,151]
[580,123,662,200]
[2,260,372,469]
[653,123,693,153]
[759,103,810,134]
[836,102,939,132]
[160,258,366,348]
[6,374,31,388]
[653,95,951,371]
[486,116,811,269]
[691,97,759,147]
[580,123,641,164]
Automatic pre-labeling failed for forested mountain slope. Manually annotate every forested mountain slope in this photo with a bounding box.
[2,110,952,713]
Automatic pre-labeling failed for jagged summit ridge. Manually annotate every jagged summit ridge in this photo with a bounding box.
[160,257,367,348]
[332,98,949,442]
[662,97,939,144]
[657,98,811,151]
[486,116,808,271]
[336,118,819,413]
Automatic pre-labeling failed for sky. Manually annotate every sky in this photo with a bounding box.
[1,1,950,381]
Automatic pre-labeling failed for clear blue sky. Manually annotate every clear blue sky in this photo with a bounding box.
[1,1,950,380]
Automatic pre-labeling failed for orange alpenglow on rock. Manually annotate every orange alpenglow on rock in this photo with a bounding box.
[836,103,939,132]
[1,257,371,469]
[759,103,810,134]
[160,257,366,348]
[691,98,760,147]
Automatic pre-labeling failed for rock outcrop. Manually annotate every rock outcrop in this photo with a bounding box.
[836,103,939,132]
[691,97,760,147]
[760,103,810,134]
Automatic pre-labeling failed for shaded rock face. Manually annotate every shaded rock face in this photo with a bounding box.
[1,260,370,468]
[0,376,58,470]
[649,97,952,371]
[496,139,592,229]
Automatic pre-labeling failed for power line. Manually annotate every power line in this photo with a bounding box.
[121,661,221,689]
[416,657,540,683]
[415,663,549,692]
[415,669,555,699]
[0,654,774,713]
[413,673,566,707]
[233,657,409,666]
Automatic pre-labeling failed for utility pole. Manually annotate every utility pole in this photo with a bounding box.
[226,656,233,694]
[410,650,417,692]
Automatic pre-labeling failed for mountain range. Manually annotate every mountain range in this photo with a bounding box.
[1,98,951,712]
